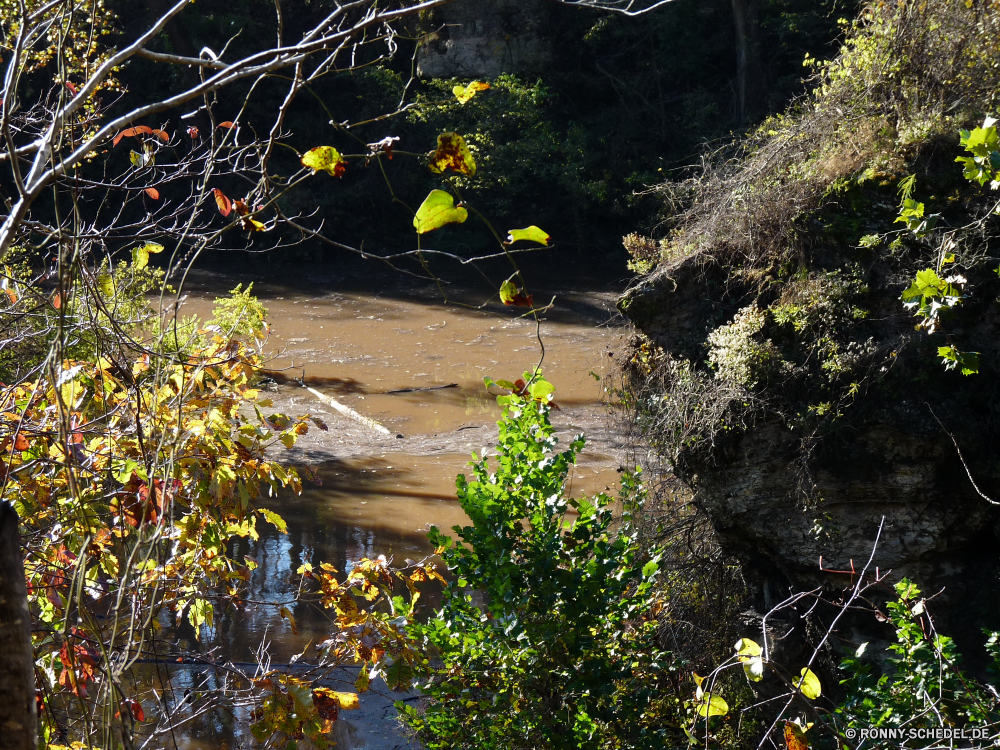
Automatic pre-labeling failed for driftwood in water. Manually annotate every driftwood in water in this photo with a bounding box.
[305,387,395,437]
[0,502,36,750]
[385,383,458,395]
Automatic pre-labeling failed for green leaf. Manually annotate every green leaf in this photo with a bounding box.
[131,242,164,271]
[641,560,659,578]
[187,598,214,630]
[355,666,371,693]
[280,431,296,449]
[735,638,762,658]
[697,694,729,717]
[413,190,468,234]
[499,279,532,307]
[384,658,414,692]
[452,81,490,104]
[259,508,288,534]
[743,657,764,682]
[527,377,554,402]
[301,146,347,177]
[506,226,551,246]
[428,132,476,176]
[797,667,821,699]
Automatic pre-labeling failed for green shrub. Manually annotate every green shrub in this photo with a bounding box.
[400,377,686,749]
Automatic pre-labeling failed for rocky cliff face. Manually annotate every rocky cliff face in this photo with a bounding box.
[416,1,550,79]
[619,148,1000,653]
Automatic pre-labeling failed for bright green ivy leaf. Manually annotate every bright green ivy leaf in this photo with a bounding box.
[413,190,468,234]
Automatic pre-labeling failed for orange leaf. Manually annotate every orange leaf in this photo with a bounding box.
[4,288,16,304]
[233,199,249,216]
[784,722,809,750]
[52,291,63,309]
[212,188,232,217]
[13,433,29,451]
[151,129,169,142]
[144,187,160,200]
[218,121,235,129]
[65,82,78,95]
[112,125,153,147]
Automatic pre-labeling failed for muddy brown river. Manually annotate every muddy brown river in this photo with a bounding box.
[161,264,629,748]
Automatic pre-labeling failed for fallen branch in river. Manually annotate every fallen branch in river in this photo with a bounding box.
[385,383,458,395]
[305,386,395,437]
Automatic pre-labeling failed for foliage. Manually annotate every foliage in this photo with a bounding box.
[836,580,1000,744]
[399,377,686,749]
[209,282,268,340]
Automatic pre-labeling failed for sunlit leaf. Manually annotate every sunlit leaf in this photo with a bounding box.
[355,667,371,693]
[506,226,550,246]
[144,187,160,200]
[279,605,298,634]
[131,242,163,271]
[453,81,490,104]
[212,188,232,217]
[428,132,476,176]
[797,668,821,700]
[413,189,467,234]
[259,508,288,533]
[499,279,532,307]
[784,722,809,750]
[129,148,153,168]
[736,638,762,659]
[696,694,728,717]
[527,377,554,402]
[113,125,153,147]
[218,121,235,129]
[743,656,765,682]
[302,146,347,177]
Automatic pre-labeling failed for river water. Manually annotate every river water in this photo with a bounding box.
[162,263,628,748]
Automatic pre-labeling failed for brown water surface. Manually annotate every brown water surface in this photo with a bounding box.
[162,269,627,747]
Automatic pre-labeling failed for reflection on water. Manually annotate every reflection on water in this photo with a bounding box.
[159,274,624,747]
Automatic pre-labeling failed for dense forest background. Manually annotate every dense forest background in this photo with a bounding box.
[109,0,859,265]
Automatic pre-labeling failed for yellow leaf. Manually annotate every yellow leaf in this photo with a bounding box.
[259,508,288,533]
[413,189,468,234]
[697,694,728,717]
[301,146,347,177]
[797,667,822,700]
[736,637,762,660]
[506,226,550,246]
[428,132,476,176]
[452,81,490,104]
[279,605,298,634]
[784,721,810,750]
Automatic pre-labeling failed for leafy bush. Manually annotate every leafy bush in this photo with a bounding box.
[837,580,1000,740]
[400,377,686,749]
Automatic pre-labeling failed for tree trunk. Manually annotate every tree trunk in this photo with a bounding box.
[732,0,764,127]
[0,502,36,750]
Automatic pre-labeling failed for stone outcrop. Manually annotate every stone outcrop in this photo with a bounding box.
[416,1,550,79]
[620,250,1000,651]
